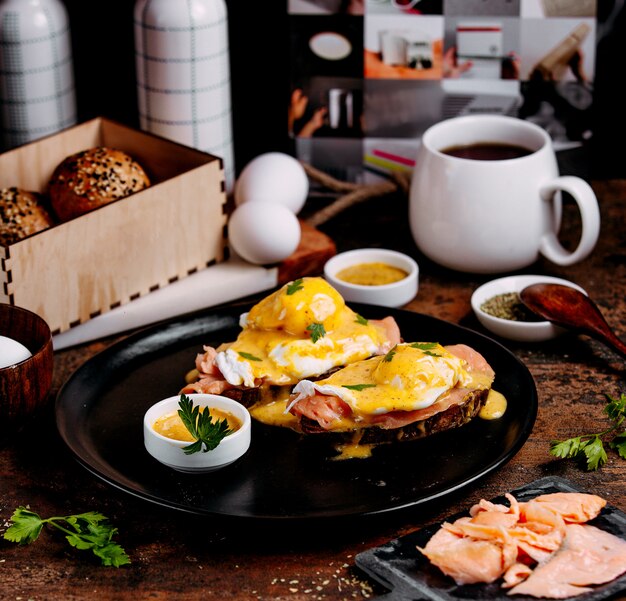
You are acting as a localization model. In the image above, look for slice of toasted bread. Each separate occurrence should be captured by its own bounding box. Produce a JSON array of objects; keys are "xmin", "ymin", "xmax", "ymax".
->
[{"xmin": 222, "ymin": 380, "xmax": 489, "ymax": 445}]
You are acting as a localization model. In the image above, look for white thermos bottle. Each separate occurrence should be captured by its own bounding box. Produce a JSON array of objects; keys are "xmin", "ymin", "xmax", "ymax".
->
[
  {"xmin": 134, "ymin": 0, "xmax": 235, "ymax": 191},
  {"xmin": 0, "ymin": 0, "xmax": 76, "ymax": 150}
]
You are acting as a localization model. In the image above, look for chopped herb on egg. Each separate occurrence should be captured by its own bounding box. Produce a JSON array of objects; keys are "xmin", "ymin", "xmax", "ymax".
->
[
  {"xmin": 306, "ymin": 322, "xmax": 326, "ymax": 343},
  {"xmin": 286, "ymin": 279, "xmax": 304, "ymax": 295},
  {"xmin": 355, "ymin": 314, "xmax": 369, "ymax": 325},
  {"xmin": 410, "ymin": 342, "xmax": 441, "ymax": 356},
  {"xmin": 383, "ymin": 345, "xmax": 397, "ymax": 362},
  {"xmin": 238, "ymin": 351, "xmax": 262, "ymax": 362},
  {"xmin": 342, "ymin": 384, "xmax": 377, "ymax": 391}
]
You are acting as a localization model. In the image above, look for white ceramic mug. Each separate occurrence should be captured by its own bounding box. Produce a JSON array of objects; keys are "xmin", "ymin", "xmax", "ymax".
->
[{"xmin": 409, "ymin": 115, "xmax": 600, "ymax": 274}]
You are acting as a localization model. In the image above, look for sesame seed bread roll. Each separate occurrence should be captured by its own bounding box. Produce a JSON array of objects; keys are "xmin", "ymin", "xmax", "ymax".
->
[
  {"xmin": 48, "ymin": 147, "xmax": 150, "ymax": 222},
  {"xmin": 0, "ymin": 187, "xmax": 55, "ymax": 245}
]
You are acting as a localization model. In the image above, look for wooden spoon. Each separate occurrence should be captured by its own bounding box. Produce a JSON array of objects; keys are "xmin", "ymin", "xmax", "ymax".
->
[{"xmin": 520, "ymin": 283, "xmax": 626, "ymax": 358}]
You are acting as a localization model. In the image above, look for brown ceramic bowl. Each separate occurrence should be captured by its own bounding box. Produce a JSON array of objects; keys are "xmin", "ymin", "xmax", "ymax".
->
[{"xmin": 0, "ymin": 304, "xmax": 53, "ymax": 427}]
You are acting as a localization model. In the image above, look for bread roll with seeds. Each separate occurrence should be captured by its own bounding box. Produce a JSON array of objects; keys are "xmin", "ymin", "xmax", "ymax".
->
[
  {"xmin": 48, "ymin": 147, "xmax": 150, "ymax": 222},
  {"xmin": 0, "ymin": 187, "xmax": 55, "ymax": 245}
]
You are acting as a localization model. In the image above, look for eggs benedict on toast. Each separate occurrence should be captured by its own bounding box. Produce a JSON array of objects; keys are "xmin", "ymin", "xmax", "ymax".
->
[
  {"xmin": 286, "ymin": 342, "xmax": 495, "ymax": 444},
  {"xmin": 181, "ymin": 277, "xmax": 401, "ymax": 417}
]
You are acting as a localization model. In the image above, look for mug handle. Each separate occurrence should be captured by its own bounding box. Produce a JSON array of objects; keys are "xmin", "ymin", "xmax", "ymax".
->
[{"xmin": 539, "ymin": 175, "xmax": 601, "ymax": 266}]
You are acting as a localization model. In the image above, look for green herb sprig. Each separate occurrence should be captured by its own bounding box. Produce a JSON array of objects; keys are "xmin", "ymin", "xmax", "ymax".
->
[
  {"xmin": 238, "ymin": 351, "xmax": 262, "ymax": 362},
  {"xmin": 550, "ymin": 393, "xmax": 626, "ymax": 471},
  {"xmin": 286, "ymin": 279, "xmax": 304, "ymax": 295},
  {"xmin": 3, "ymin": 507, "xmax": 130, "ymax": 567},
  {"xmin": 306, "ymin": 323, "xmax": 326, "ymax": 343},
  {"xmin": 410, "ymin": 342, "xmax": 441, "ymax": 357},
  {"xmin": 177, "ymin": 394, "xmax": 232, "ymax": 455},
  {"xmin": 342, "ymin": 384, "xmax": 377, "ymax": 391},
  {"xmin": 383, "ymin": 345, "xmax": 397, "ymax": 362}
]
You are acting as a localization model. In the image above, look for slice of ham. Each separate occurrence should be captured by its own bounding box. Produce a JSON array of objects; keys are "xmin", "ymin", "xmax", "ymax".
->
[
  {"xmin": 180, "ymin": 345, "xmax": 236, "ymax": 395},
  {"xmin": 375, "ymin": 316, "xmax": 402, "ymax": 351}
]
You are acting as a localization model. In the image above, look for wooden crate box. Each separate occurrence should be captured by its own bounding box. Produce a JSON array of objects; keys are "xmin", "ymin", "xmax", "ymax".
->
[{"xmin": 0, "ymin": 117, "xmax": 227, "ymax": 335}]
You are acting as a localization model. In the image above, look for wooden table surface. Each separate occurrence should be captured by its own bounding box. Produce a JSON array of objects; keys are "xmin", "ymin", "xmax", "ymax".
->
[{"xmin": 1, "ymin": 178, "xmax": 625, "ymax": 601}]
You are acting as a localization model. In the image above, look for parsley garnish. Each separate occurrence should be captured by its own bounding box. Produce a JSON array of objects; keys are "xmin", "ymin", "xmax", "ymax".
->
[
  {"xmin": 306, "ymin": 322, "xmax": 326, "ymax": 343},
  {"xmin": 177, "ymin": 394, "xmax": 232, "ymax": 455},
  {"xmin": 3, "ymin": 507, "xmax": 130, "ymax": 567},
  {"xmin": 286, "ymin": 279, "xmax": 304, "ymax": 295},
  {"xmin": 238, "ymin": 351, "xmax": 262, "ymax": 362},
  {"xmin": 383, "ymin": 345, "xmax": 397, "ymax": 362},
  {"xmin": 355, "ymin": 314, "xmax": 369, "ymax": 325},
  {"xmin": 410, "ymin": 342, "xmax": 441, "ymax": 356},
  {"xmin": 550, "ymin": 393, "xmax": 626, "ymax": 471},
  {"xmin": 342, "ymin": 384, "xmax": 377, "ymax": 391}
]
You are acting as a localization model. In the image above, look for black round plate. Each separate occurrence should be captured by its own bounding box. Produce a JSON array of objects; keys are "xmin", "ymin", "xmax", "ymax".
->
[{"xmin": 55, "ymin": 303, "xmax": 537, "ymax": 523}]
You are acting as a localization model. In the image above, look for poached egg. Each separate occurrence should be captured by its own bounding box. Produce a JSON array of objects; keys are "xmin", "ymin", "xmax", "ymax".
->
[
  {"xmin": 215, "ymin": 277, "xmax": 394, "ymax": 387},
  {"xmin": 288, "ymin": 342, "xmax": 477, "ymax": 417}
]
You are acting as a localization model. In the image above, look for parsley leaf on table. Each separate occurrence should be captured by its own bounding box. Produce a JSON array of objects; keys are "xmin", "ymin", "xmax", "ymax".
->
[
  {"xmin": 177, "ymin": 393, "xmax": 232, "ymax": 455},
  {"xmin": 550, "ymin": 393, "xmax": 626, "ymax": 471},
  {"xmin": 3, "ymin": 507, "xmax": 130, "ymax": 567}
]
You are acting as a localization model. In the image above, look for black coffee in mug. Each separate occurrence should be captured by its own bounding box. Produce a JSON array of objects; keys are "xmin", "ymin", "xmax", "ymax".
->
[{"xmin": 441, "ymin": 142, "xmax": 534, "ymax": 161}]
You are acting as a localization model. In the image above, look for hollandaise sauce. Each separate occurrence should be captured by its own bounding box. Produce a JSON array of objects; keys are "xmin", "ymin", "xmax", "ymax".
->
[
  {"xmin": 333, "ymin": 431, "xmax": 376, "ymax": 460},
  {"xmin": 336, "ymin": 262, "xmax": 408, "ymax": 286},
  {"xmin": 479, "ymin": 390, "xmax": 508, "ymax": 420},
  {"xmin": 249, "ymin": 399, "xmax": 300, "ymax": 430},
  {"xmin": 153, "ymin": 407, "xmax": 240, "ymax": 442}
]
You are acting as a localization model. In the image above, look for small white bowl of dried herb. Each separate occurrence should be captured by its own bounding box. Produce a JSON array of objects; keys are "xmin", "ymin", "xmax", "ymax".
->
[
  {"xmin": 144, "ymin": 393, "xmax": 251, "ymax": 473},
  {"xmin": 471, "ymin": 275, "xmax": 587, "ymax": 342}
]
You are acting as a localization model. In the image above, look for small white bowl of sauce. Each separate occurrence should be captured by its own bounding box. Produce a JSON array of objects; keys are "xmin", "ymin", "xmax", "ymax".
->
[
  {"xmin": 143, "ymin": 393, "xmax": 251, "ymax": 473},
  {"xmin": 324, "ymin": 248, "xmax": 419, "ymax": 307}
]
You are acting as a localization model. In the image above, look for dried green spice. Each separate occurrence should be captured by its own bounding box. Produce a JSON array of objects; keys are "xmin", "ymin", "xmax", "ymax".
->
[{"xmin": 480, "ymin": 292, "xmax": 542, "ymax": 322}]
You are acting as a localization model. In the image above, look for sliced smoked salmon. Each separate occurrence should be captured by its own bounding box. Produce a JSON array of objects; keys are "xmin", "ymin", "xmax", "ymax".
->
[{"xmin": 418, "ymin": 491, "xmax": 626, "ymax": 598}]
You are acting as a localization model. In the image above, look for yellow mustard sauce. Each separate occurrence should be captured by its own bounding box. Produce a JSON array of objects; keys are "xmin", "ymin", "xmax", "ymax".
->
[
  {"xmin": 336, "ymin": 262, "xmax": 408, "ymax": 286},
  {"xmin": 184, "ymin": 368, "xmax": 199, "ymax": 384},
  {"xmin": 479, "ymin": 390, "xmax": 508, "ymax": 420},
  {"xmin": 249, "ymin": 398, "xmax": 300, "ymax": 430},
  {"xmin": 332, "ymin": 431, "xmax": 376, "ymax": 460},
  {"xmin": 248, "ymin": 385, "xmax": 301, "ymax": 430},
  {"xmin": 153, "ymin": 407, "xmax": 241, "ymax": 442}
]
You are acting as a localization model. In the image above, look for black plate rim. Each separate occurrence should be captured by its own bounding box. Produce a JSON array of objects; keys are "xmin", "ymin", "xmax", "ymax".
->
[{"xmin": 55, "ymin": 302, "xmax": 538, "ymax": 523}]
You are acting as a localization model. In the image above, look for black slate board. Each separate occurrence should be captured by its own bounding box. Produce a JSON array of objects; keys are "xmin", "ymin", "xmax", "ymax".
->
[{"xmin": 355, "ymin": 476, "xmax": 626, "ymax": 600}]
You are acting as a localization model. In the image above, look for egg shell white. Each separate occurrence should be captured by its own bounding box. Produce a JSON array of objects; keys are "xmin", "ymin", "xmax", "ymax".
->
[
  {"xmin": 234, "ymin": 152, "xmax": 309, "ymax": 214},
  {"xmin": 0, "ymin": 335, "xmax": 32, "ymax": 369},
  {"xmin": 228, "ymin": 202, "xmax": 301, "ymax": 265}
]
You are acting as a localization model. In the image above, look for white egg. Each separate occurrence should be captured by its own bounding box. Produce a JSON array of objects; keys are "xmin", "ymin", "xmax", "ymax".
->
[
  {"xmin": 0, "ymin": 335, "xmax": 32, "ymax": 369},
  {"xmin": 234, "ymin": 152, "xmax": 309, "ymax": 214},
  {"xmin": 228, "ymin": 202, "xmax": 301, "ymax": 265}
]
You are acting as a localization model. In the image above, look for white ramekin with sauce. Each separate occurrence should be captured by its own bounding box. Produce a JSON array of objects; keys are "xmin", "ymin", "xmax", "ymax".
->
[
  {"xmin": 324, "ymin": 248, "xmax": 419, "ymax": 308},
  {"xmin": 144, "ymin": 393, "xmax": 251, "ymax": 473}
]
